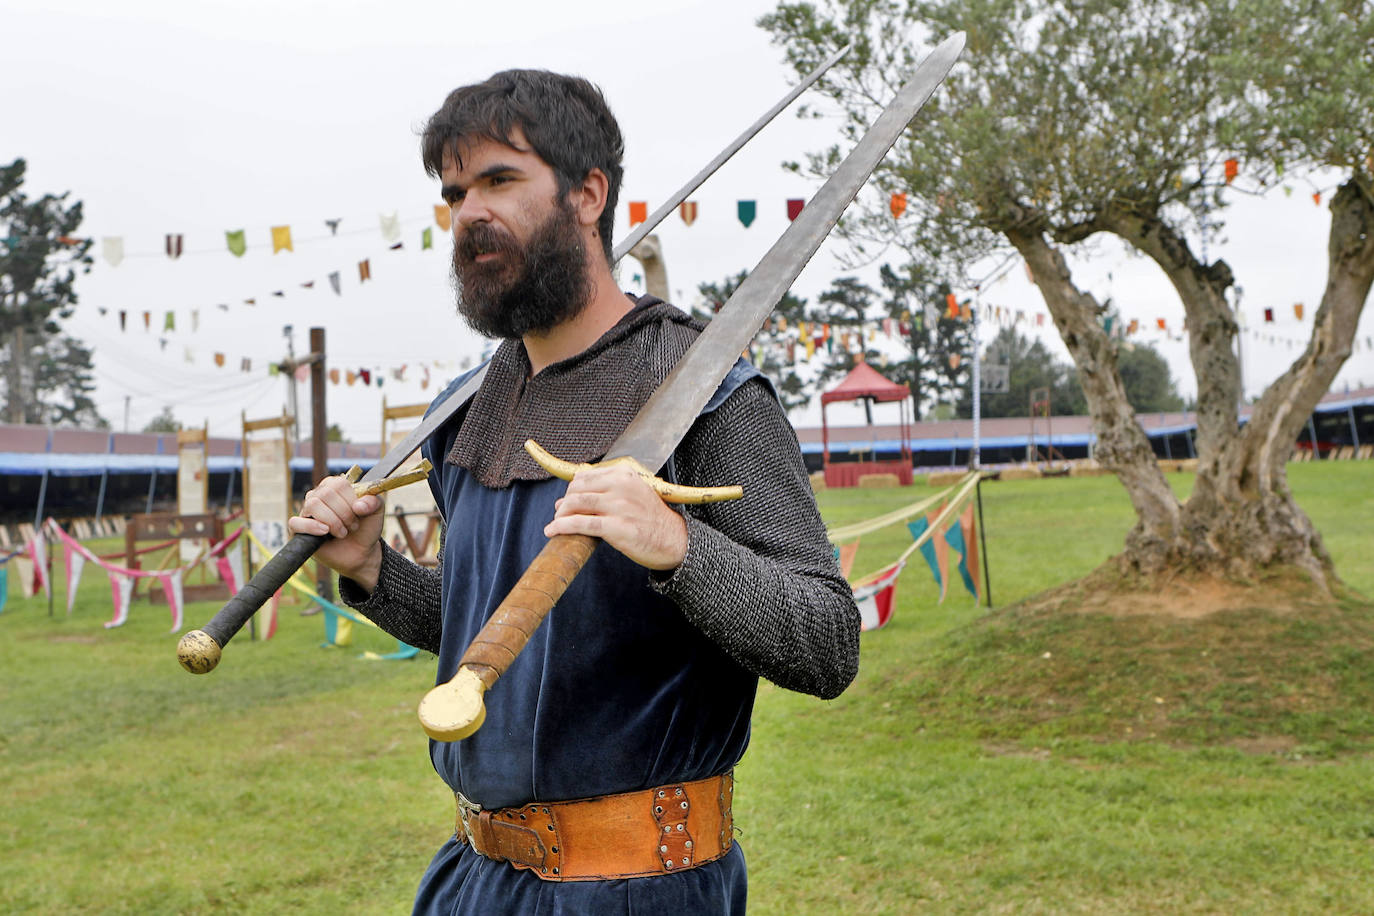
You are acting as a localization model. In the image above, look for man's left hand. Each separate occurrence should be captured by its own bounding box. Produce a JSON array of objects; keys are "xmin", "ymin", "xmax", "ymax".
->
[{"xmin": 543, "ymin": 464, "xmax": 687, "ymax": 571}]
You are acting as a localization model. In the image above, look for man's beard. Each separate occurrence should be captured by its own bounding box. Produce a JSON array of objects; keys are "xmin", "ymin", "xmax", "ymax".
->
[{"xmin": 451, "ymin": 196, "xmax": 593, "ymax": 339}]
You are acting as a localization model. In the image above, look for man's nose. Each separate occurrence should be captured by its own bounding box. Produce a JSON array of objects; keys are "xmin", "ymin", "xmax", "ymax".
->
[{"xmin": 454, "ymin": 191, "xmax": 491, "ymax": 228}]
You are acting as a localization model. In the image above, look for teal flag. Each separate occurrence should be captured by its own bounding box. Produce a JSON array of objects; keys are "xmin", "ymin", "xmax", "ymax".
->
[
  {"xmin": 737, "ymin": 200, "xmax": 756, "ymax": 228},
  {"xmin": 225, "ymin": 229, "xmax": 246, "ymax": 257},
  {"xmin": 943, "ymin": 521, "xmax": 978, "ymax": 599},
  {"xmin": 907, "ymin": 519, "xmax": 942, "ymax": 592},
  {"xmin": 0, "ymin": 565, "xmax": 7, "ymax": 614}
]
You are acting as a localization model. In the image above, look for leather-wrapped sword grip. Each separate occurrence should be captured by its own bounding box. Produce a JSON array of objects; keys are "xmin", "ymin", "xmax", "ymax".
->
[
  {"xmin": 177, "ymin": 531, "xmax": 328, "ymax": 673},
  {"xmin": 457, "ymin": 533, "xmax": 598, "ymax": 689}
]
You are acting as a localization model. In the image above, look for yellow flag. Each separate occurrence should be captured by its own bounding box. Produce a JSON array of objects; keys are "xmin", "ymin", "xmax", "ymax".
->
[
  {"xmin": 805, "ymin": 337, "xmax": 815, "ymax": 359},
  {"xmin": 271, "ymin": 225, "xmax": 293, "ymax": 253},
  {"xmin": 434, "ymin": 205, "xmax": 451, "ymax": 231}
]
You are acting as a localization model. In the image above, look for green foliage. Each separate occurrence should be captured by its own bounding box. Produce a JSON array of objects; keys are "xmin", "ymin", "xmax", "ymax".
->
[
  {"xmin": 958, "ymin": 325, "xmax": 1087, "ymax": 417},
  {"xmin": 141, "ymin": 406, "xmax": 181, "ymax": 434},
  {"xmin": 1112, "ymin": 339, "xmax": 1186, "ymax": 413},
  {"xmin": 1, "ymin": 157, "xmax": 100, "ymax": 426}
]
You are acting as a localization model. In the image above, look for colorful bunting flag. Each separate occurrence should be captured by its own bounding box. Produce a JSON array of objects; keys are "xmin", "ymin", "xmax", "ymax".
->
[
  {"xmin": 142, "ymin": 311, "xmax": 150, "ymax": 331},
  {"xmin": 737, "ymin": 200, "xmax": 756, "ymax": 228},
  {"xmin": 163, "ymin": 311, "xmax": 175, "ymax": 331},
  {"xmin": 358, "ymin": 259, "xmax": 371, "ymax": 282},
  {"xmin": 379, "ymin": 212, "xmax": 401, "ymax": 243},
  {"xmin": 1224, "ymin": 158, "xmax": 1238, "ymax": 184},
  {"xmin": 853, "ymin": 562, "xmax": 903, "ymax": 631},
  {"xmin": 679, "ymin": 201, "xmax": 698, "ymax": 226},
  {"xmin": 422, "ymin": 226, "xmax": 433, "ymax": 250},
  {"xmin": 1264, "ymin": 308, "xmax": 1274, "ymax": 323},
  {"xmin": 944, "ymin": 517, "xmax": 978, "ymax": 600},
  {"xmin": 958, "ymin": 501, "xmax": 981, "ymax": 603},
  {"xmin": 165, "ymin": 234, "xmax": 183, "ymax": 259},
  {"xmin": 214, "ymin": 352, "xmax": 225, "ymax": 367},
  {"xmin": 629, "ymin": 201, "xmax": 648, "ymax": 225},
  {"xmin": 328, "ymin": 271, "xmax": 341, "ymax": 295},
  {"xmin": 907, "ymin": 517, "xmax": 946, "ymax": 602},
  {"xmin": 102, "ymin": 237, "xmax": 124, "ymax": 267},
  {"xmin": 945, "ymin": 293, "xmax": 958, "ymax": 319},
  {"xmin": 434, "ymin": 205, "xmax": 451, "ymax": 231},
  {"xmin": 1293, "ymin": 303, "xmax": 1304, "ymax": 321},
  {"xmin": 787, "ymin": 199, "xmax": 804, "ymax": 221},
  {"xmin": 890, "ymin": 192, "xmax": 907, "ymax": 219},
  {"xmin": 271, "ymin": 225, "xmax": 293, "ymax": 253},
  {"xmin": 119, "ymin": 310, "xmax": 127, "ymax": 331},
  {"xmin": 226, "ymin": 230, "xmax": 246, "ymax": 257},
  {"xmin": 325, "ymin": 218, "xmax": 342, "ymax": 235}
]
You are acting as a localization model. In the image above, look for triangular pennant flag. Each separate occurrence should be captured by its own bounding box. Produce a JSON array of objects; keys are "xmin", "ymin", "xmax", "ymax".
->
[
  {"xmin": 1294, "ymin": 303, "xmax": 1304, "ymax": 321},
  {"xmin": 241, "ymin": 357, "xmax": 252, "ymax": 372},
  {"xmin": 142, "ymin": 311, "xmax": 151, "ymax": 331},
  {"xmin": 271, "ymin": 225, "xmax": 293, "ymax": 253},
  {"xmin": 328, "ymin": 367, "xmax": 340, "ymax": 385},
  {"xmin": 853, "ymin": 562, "xmax": 903, "ymax": 631},
  {"xmin": 890, "ymin": 192, "xmax": 908, "ymax": 219},
  {"xmin": 325, "ymin": 218, "xmax": 342, "ymax": 235},
  {"xmin": 390, "ymin": 241, "xmax": 403, "ymax": 250},
  {"xmin": 944, "ymin": 517, "xmax": 978, "ymax": 600},
  {"xmin": 433, "ymin": 205, "xmax": 451, "ymax": 231},
  {"xmin": 737, "ymin": 200, "xmax": 756, "ymax": 228},
  {"xmin": 159, "ymin": 570, "xmax": 185, "ymax": 633},
  {"xmin": 1224, "ymin": 158, "xmax": 1239, "ymax": 184},
  {"xmin": 907, "ymin": 518, "xmax": 946, "ymax": 602},
  {"xmin": 64, "ymin": 541, "xmax": 86, "ymax": 615},
  {"xmin": 191, "ymin": 309, "xmax": 199, "ymax": 332},
  {"xmin": 946, "ymin": 292, "xmax": 959, "ymax": 318},
  {"xmin": 928, "ymin": 510, "xmax": 950, "ymax": 603},
  {"xmin": 836, "ymin": 540, "xmax": 861, "ymax": 579},
  {"xmin": 379, "ymin": 211, "xmax": 401, "ymax": 243},
  {"xmin": 679, "ymin": 201, "xmax": 698, "ymax": 226},
  {"xmin": 119, "ymin": 310, "xmax": 127, "ymax": 331},
  {"xmin": 346, "ymin": 370, "xmax": 357, "ymax": 386},
  {"xmin": 164, "ymin": 311, "xmax": 175, "ymax": 331},
  {"xmin": 214, "ymin": 352, "xmax": 225, "ymax": 367},
  {"xmin": 106, "ymin": 572, "xmax": 135, "ymax": 629},
  {"xmin": 422, "ymin": 226, "xmax": 433, "ymax": 250},
  {"xmin": 300, "ymin": 281, "xmax": 314, "ymax": 289},
  {"xmin": 102, "ymin": 236, "xmax": 124, "ymax": 267},
  {"xmin": 225, "ymin": 229, "xmax": 246, "ymax": 257},
  {"xmin": 1264, "ymin": 308, "xmax": 1274, "ymax": 323},
  {"xmin": 328, "ymin": 271, "xmax": 341, "ymax": 295},
  {"xmin": 165, "ymin": 233, "xmax": 184, "ymax": 259},
  {"xmin": 787, "ymin": 199, "xmax": 804, "ymax": 221},
  {"xmin": 628, "ymin": 201, "xmax": 648, "ymax": 225},
  {"xmin": 358, "ymin": 260, "xmax": 371, "ymax": 282},
  {"xmin": 959, "ymin": 501, "xmax": 981, "ymax": 603}
]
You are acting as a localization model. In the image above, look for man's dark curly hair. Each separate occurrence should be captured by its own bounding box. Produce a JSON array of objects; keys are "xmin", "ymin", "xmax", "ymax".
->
[{"xmin": 421, "ymin": 69, "xmax": 624, "ymax": 262}]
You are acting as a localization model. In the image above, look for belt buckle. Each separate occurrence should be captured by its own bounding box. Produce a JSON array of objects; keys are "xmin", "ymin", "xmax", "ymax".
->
[{"xmin": 456, "ymin": 791, "xmax": 482, "ymax": 846}]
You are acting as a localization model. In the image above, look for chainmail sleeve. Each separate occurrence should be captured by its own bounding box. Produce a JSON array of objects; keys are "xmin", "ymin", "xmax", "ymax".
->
[
  {"xmin": 337, "ymin": 538, "xmax": 444, "ymax": 655},
  {"xmin": 652, "ymin": 376, "xmax": 861, "ymax": 699}
]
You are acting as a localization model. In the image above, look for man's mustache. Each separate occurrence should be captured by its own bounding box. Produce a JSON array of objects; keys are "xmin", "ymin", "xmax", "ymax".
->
[{"xmin": 456, "ymin": 223, "xmax": 519, "ymax": 263}]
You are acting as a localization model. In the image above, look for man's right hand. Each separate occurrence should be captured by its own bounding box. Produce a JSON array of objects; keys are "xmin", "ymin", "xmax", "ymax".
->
[{"xmin": 288, "ymin": 475, "xmax": 386, "ymax": 593}]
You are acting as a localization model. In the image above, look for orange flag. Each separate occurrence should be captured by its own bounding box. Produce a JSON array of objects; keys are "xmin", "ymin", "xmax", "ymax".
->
[
  {"xmin": 358, "ymin": 259, "xmax": 371, "ymax": 282},
  {"xmin": 1313, "ymin": 192, "xmax": 1322, "ymax": 206},
  {"xmin": 959, "ymin": 500, "xmax": 981, "ymax": 603},
  {"xmin": 1224, "ymin": 158, "xmax": 1238, "ymax": 184},
  {"xmin": 679, "ymin": 201, "xmax": 698, "ymax": 226},
  {"xmin": 629, "ymin": 201, "xmax": 648, "ymax": 225},
  {"xmin": 837, "ymin": 540, "xmax": 860, "ymax": 579},
  {"xmin": 214, "ymin": 353, "xmax": 225, "ymax": 367},
  {"xmin": 1294, "ymin": 303, "xmax": 1304, "ymax": 320},
  {"xmin": 434, "ymin": 204, "xmax": 451, "ymax": 231},
  {"xmin": 889, "ymin": 192, "xmax": 908, "ymax": 219},
  {"xmin": 271, "ymin": 225, "xmax": 293, "ymax": 253}
]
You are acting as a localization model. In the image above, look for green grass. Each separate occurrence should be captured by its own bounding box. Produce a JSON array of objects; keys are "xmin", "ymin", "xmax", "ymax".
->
[{"xmin": 2, "ymin": 461, "xmax": 1372, "ymax": 913}]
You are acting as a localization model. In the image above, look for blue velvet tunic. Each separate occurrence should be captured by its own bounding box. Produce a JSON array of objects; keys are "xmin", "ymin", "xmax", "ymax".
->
[{"xmin": 412, "ymin": 363, "xmax": 759, "ymax": 915}]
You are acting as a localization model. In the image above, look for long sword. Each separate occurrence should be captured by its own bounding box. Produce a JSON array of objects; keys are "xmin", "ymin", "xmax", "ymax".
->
[
  {"xmin": 418, "ymin": 32, "xmax": 966, "ymax": 740},
  {"xmin": 177, "ymin": 46, "xmax": 852, "ymax": 674}
]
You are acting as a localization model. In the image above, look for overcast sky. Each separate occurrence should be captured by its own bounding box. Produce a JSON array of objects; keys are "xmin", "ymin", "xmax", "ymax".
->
[{"xmin": 7, "ymin": 0, "xmax": 1371, "ymax": 442}]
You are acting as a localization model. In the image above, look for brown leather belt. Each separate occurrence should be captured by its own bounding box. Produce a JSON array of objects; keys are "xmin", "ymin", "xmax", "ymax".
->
[{"xmin": 454, "ymin": 772, "xmax": 734, "ymax": 881}]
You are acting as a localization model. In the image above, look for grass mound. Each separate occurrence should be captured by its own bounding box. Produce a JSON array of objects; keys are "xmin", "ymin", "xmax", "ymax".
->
[{"xmin": 889, "ymin": 568, "xmax": 1374, "ymax": 753}]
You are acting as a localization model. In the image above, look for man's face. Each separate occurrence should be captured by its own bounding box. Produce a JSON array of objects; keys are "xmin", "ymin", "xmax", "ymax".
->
[{"xmin": 441, "ymin": 130, "xmax": 592, "ymax": 339}]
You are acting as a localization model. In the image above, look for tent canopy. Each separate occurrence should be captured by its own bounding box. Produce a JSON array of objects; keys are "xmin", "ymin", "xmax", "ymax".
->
[{"xmin": 820, "ymin": 361, "xmax": 910, "ymax": 405}]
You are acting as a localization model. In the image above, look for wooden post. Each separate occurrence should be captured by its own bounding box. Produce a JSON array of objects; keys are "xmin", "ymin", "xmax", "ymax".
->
[{"xmin": 309, "ymin": 327, "xmax": 333, "ymax": 604}]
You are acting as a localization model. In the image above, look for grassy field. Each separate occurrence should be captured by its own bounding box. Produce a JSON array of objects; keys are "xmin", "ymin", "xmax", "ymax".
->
[{"xmin": 1, "ymin": 462, "xmax": 1371, "ymax": 913}]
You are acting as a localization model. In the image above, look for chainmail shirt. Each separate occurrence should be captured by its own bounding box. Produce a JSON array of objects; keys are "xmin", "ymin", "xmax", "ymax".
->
[{"xmin": 341, "ymin": 295, "xmax": 859, "ymax": 699}]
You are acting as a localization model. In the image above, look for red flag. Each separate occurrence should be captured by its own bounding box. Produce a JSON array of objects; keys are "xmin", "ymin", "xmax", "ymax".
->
[
  {"xmin": 853, "ymin": 562, "xmax": 903, "ymax": 631},
  {"xmin": 629, "ymin": 201, "xmax": 648, "ymax": 225},
  {"xmin": 889, "ymin": 192, "xmax": 908, "ymax": 219},
  {"xmin": 786, "ymin": 199, "xmax": 804, "ymax": 221},
  {"xmin": 1157, "ymin": 318, "xmax": 1167, "ymax": 331},
  {"xmin": 1264, "ymin": 308, "xmax": 1274, "ymax": 323}
]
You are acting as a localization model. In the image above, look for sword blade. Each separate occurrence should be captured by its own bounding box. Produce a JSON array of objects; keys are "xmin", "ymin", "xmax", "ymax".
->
[{"xmin": 607, "ymin": 32, "xmax": 965, "ymax": 468}]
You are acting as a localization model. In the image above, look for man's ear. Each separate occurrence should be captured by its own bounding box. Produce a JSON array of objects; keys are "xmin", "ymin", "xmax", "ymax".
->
[{"xmin": 570, "ymin": 168, "xmax": 609, "ymax": 229}]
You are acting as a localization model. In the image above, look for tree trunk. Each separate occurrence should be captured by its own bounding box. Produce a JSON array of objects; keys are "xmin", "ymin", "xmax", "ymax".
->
[
  {"xmin": 1004, "ymin": 223, "xmax": 1183, "ymax": 569},
  {"xmin": 5, "ymin": 325, "xmax": 26, "ymax": 424},
  {"xmin": 1063, "ymin": 176, "xmax": 1374, "ymax": 592},
  {"xmin": 628, "ymin": 235, "xmax": 670, "ymax": 303}
]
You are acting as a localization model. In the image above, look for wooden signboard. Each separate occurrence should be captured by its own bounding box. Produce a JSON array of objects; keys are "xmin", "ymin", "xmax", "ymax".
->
[
  {"xmin": 176, "ymin": 425, "xmax": 210, "ymax": 565},
  {"xmin": 242, "ymin": 409, "xmax": 294, "ymax": 638},
  {"xmin": 381, "ymin": 397, "xmax": 440, "ymax": 566}
]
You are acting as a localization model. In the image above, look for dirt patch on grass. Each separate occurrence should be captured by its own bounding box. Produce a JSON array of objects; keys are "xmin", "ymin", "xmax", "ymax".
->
[{"xmin": 1022, "ymin": 565, "xmax": 1330, "ymax": 620}]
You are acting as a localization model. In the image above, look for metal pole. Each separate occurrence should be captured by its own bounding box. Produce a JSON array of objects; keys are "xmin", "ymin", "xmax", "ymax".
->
[
  {"xmin": 34, "ymin": 427, "xmax": 51, "ymax": 532},
  {"xmin": 1349, "ymin": 405, "xmax": 1360, "ymax": 451},
  {"xmin": 1308, "ymin": 416, "xmax": 1320, "ymax": 459},
  {"xmin": 145, "ymin": 468, "xmax": 157, "ymax": 514},
  {"xmin": 971, "ymin": 286, "xmax": 982, "ymax": 469},
  {"xmin": 94, "ymin": 432, "xmax": 112, "ymax": 525},
  {"xmin": 224, "ymin": 468, "xmax": 236, "ymax": 512},
  {"xmin": 976, "ymin": 475, "xmax": 992, "ymax": 609}
]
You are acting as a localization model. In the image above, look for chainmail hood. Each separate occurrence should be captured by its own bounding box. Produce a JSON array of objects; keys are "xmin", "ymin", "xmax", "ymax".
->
[{"xmin": 449, "ymin": 294, "xmax": 704, "ymax": 488}]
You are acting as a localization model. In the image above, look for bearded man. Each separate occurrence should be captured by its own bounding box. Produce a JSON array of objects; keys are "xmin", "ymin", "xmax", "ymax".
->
[{"xmin": 290, "ymin": 69, "xmax": 860, "ymax": 915}]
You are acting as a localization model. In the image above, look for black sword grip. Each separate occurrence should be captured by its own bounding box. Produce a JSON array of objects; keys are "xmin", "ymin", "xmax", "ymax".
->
[{"xmin": 201, "ymin": 531, "xmax": 328, "ymax": 647}]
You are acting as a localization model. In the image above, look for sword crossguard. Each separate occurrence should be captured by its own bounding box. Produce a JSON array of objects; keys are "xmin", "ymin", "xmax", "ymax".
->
[{"xmin": 524, "ymin": 439, "xmax": 743, "ymax": 505}]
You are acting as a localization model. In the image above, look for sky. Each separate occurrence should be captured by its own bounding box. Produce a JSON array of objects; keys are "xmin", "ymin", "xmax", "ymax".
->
[{"xmin": 6, "ymin": 0, "xmax": 1372, "ymax": 443}]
